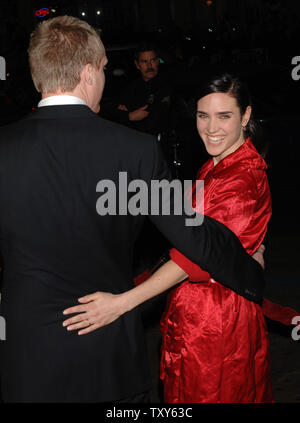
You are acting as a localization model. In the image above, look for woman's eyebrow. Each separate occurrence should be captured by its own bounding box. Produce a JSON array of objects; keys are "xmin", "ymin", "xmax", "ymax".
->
[{"xmin": 196, "ymin": 111, "xmax": 233, "ymax": 115}]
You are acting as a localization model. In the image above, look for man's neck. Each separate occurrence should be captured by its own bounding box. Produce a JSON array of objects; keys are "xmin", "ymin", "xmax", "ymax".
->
[
  {"xmin": 38, "ymin": 93, "xmax": 87, "ymax": 108},
  {"xmin": 142, "ymin": 74, "xmax": 158, "ymax": 83},
  {"xmin": 42, "ymin": 91, "xmax": 83, "ymax": 101}
]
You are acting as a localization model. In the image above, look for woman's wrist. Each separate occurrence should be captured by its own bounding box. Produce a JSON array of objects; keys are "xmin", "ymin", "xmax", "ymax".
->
[
  {"xmin": 117, "ymin": 290, "xmax": 137, "ymax": 314},
  {"xmin": 119, "ymin": 284, "xmax": 150, "ymax": 314},
  {"xmin": 117, "ymin": 261, "xmax": 189, "ymax": 316}
]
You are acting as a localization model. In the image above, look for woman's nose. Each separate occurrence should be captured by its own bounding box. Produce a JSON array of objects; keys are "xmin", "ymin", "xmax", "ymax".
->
[{"xmin": 207, "ymin": 118, "xmax": 219, "ymax": 133}]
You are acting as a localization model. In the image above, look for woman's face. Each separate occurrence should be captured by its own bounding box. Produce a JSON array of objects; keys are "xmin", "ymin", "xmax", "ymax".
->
[{"xmin": 196, "ymin": 92, "xmax": 251, "ymax": 165}]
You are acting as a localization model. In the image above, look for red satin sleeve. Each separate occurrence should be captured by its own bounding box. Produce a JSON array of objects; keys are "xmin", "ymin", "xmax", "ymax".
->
[
  {"xmin": 170, "ymin": 170, "xmax": 271, "ymax": 281},
  {"xmin": 169, "ymin": 248, "xmax": 210, "ymax": 282}
]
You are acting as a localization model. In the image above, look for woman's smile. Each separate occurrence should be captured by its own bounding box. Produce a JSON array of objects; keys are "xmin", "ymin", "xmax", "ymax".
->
[{"xmin": 206, "ymin": 135, "xmax": 226, "ymax": 144}]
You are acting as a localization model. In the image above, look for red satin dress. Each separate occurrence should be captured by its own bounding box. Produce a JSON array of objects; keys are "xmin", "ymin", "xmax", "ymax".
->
[{"xmin": 160, "ymin": 138, "xmax": 274, "ymax": 403}]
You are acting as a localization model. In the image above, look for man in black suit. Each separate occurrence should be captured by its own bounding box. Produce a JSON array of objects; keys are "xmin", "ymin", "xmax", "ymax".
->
[{"xmin": 0, "ymin": 16, "xmax": 264, "ymax": 402}]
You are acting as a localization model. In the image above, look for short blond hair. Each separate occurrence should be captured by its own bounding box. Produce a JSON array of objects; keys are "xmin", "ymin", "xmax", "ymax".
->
[{"xmin": 28, "ymin": 15, "xmax": 105, "ymax": 93}]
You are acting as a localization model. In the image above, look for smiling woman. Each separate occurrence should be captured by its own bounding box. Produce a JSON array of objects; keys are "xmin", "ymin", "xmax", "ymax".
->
[
  {"xmin": 195, "ymin": 72, "xmax": 264, "ymax": 161},
  {"xmin": 196, "ymin": 91, "xmax": 251, "ymax": 165},
  {"xmin": 159, "ymin": 73, "xmax": 273, "ymax": 402}
]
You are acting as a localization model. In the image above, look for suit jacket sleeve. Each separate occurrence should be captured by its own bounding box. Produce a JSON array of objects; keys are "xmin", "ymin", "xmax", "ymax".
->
[{"xmin": 146, "ymin": 140, "xmax": 265, "ymax": 303}]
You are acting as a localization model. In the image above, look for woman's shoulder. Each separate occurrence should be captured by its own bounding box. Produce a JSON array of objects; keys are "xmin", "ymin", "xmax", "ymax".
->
[
  {"xmin": 204, "ymin": 162, "xmax": 269, "ymax": 203},
  {"xmin": 195, "ymin": 139, "xmax": 270, "ymax": 199},
  {"xmin": 210, "ymin": 140, "xmax": 267, "ymax": 182},
  {"xmin": 229, "ymin": 138, "xmax": 267, "ymax": 176}
]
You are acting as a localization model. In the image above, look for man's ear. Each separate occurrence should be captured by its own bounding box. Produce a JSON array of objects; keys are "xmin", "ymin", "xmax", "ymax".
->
[
  {"xmin": 134, "ymin": 60, "xmax": 140, "ymax": 70},
  {"xmin": 81, "ymin": 63, "xmax": 93, "ymax": 86}
]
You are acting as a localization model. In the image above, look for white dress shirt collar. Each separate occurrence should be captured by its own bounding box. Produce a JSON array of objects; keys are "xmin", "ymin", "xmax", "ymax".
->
[{"xmin": 38, "ymin": 95, "xmax": 87, "ymax": 108}]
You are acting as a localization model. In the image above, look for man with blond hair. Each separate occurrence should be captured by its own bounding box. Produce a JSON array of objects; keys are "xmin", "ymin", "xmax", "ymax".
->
[{"xmin": 0, "ymin": 16, "xmax": 265, "ymax": 402}]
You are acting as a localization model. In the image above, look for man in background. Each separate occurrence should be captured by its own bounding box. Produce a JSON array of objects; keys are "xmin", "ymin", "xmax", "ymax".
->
[
  {"xmin": 118, "ymin": 44, "xmax": 178, "ymax": 273},
  {"xmin": 118, "ymin": 43, "xmax": 173, "ymax": 137}
]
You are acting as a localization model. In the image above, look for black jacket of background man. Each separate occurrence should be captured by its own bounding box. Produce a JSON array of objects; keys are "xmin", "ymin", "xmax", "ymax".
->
[
  {"xmin": 118, "ymin": 73, "xmax": 173, "ymax": 136},
  {"xmin": 0, "ymin": 105, "xmax": 264, "ymax": 402}
]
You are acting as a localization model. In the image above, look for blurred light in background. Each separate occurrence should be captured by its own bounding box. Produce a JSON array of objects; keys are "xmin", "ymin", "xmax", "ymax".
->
[{"xmin": 35, "ymin": 8, "xmax": 50, "ymax": 18}]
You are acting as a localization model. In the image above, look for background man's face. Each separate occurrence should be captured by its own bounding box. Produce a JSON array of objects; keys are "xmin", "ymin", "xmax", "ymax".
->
[{"xmin": 135, "ymin": 50, "xmax": 159, "ymax": 81}]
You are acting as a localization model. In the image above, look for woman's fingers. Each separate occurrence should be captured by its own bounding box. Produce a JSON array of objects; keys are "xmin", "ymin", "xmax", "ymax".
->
[
  {"xmin": 252, "ymin": 244, "xmax": 265, "ymax": 270},
  {"xmin": 78, "ymin": 292, "xmax": 100, "ymax": 303},
  {"xmin": 63, "ymin": 304, "xmax": 87, "ymax": 315},
  {"xmin": 65, "ymin": 318, "xmax": 92, "ymax": 332},
  {"xmin": 62, "ymin": 312, "xmax": 88, "ymax": 328},
  {"xmin": 63, "ymin": 293, "xmax": 102, "ymax": 316},
  {"xmin": 78, "ymin": 323, "xmax": 101, "ymax": 336}
]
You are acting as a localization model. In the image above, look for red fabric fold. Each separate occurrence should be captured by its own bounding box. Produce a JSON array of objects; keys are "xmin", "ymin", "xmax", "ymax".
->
[
  {"xmin": 262, "ymin": 298, "xmax": 300, "ymax": 326},
  {"xmin": 133, "ymin": 269, "xmax": 152, "ymax": 286},
  {"xmin": 169, "ymin": 248, "xmax": 210, "ymax": 282}
]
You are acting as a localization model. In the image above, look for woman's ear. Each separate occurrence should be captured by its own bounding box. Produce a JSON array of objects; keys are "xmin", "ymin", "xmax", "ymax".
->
[{"xmin": 242, "ymin": 105, "xmax": 252, "ymax": 127}]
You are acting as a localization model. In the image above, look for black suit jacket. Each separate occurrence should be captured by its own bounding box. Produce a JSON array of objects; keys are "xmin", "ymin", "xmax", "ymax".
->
[{"xmin": 0, "ymin": 105, "xmax": 264, "ymax": 402}]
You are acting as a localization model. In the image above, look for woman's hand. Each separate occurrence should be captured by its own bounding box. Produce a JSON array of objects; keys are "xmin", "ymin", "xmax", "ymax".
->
[
  {"xmin": 62, "ymin": 260, "xmax": 188, "ymax": 335},
  {"xmin": 62, "ymin": 292, "xmax": 127, "ymax": 335},
  {"xmin": 252, "ymin": 244, "xmax": 266, "ymax": 270}
]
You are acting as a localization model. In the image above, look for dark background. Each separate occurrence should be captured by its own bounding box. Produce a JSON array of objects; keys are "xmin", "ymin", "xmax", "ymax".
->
[{"xmin": 0, "ymin": 0, "xmax": 299, "ymax": 403}]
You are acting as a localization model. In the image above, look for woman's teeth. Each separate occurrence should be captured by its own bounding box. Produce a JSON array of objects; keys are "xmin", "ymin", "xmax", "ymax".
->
[{"xmin": 208, "ymin": 136, "xmax": 225, "ymax": 144}]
